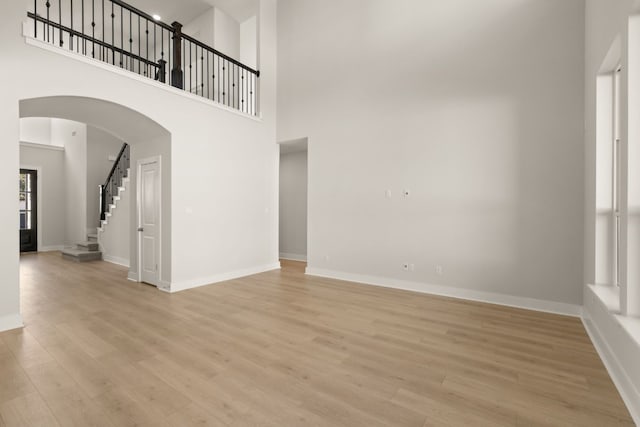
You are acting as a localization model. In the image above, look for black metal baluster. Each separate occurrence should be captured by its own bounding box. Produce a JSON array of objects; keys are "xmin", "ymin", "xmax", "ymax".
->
[
  {"xmin": 217, "ymin": 55, "xmax": 220, "ymax": 102},
  {"xmin": 128, "ymin": 10, "xmax": 132, "ymax": 71},
  {"xmin": 91, "ymin": 0, "xmax": 95, "ymax": 58},
  {"xmin": 81, "ymin": 0, "xmax": 84, "ymax": 53},
  {"xmin": 111, "ymin": 1, "xmax": 114, "ymax": 64},
  {"xmin": 207, "ymin": 51, "xmax": 210, "ymax": 100},
  {"xmin": 153, "ymin": 23, "xmax": 156, "ymax": 63},
  {"xmin": 120, "ymin": 5, "xmax": 123, "ymax": 67},
  {"xmin": 182, "ymin": 38, "xmax": 185, "ymax": 89},
  {"xmin": 161, "ymin": 26, "xmax": 164, "ymax": 75},
  {"xmin": 70, "ymin": 0, "xmax": 73, "ymax": 51},
  {"xmin": 58, "ymin": 0, "xmax": 62, "ymax": 47},
  {"xmin": 137, "ymin": 15, "xmax": 140, "ymax": 74},
  {"xmin": 211, "ymin": 52, "xmax": 220, "ymax": 101},
  {"xmin": 201, "ymin": 48, "xmax": 204, "ymax": 96},
  {"xmin": 189, "ymin": 41, "xmax": 192, "ymax": 93},
  {"xmin": 34, "ymin": 0, "xmax": 37, "ymax": 38},
  {"xmin": 222, "ymin": 59, "xmax": 226, "ymax": 105},
  {"xmin": 46, "ymin": 0, "xmax": 50, "ymax": 42},
  {"xmin": 100, "ymin": 0, "xmax": 103, "ymax": 60},
  {"xmin": 145, "ymin": 19, "xmax": 148, "ymax": 77},
  {"xmin": 241, "ymin": 70, "xmax": 245, "ymax": 113}
]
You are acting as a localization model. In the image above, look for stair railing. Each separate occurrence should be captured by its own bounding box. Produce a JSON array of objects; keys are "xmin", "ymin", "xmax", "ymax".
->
[
  {"xmin": 100, "ymin": 142, "xmax": 129, "ymax": 221},
  {"xmin": 27, "ymin": 0, "xmax": 260, "ymax": 116}
]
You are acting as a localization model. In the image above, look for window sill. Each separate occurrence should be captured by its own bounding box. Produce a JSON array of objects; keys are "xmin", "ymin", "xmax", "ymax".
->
[
  {"xmin": 587, "ymin": 284, "xmax": 640, "ymax": 350},
  {"xmin": 588, "ymin": 284, "xmax": 622, "ymax": 313}
]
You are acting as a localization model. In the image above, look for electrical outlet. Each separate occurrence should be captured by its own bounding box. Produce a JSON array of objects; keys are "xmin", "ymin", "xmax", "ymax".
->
[{"xmin": 435, "ymin": 265, "xmax": 443, "ymax": 276}]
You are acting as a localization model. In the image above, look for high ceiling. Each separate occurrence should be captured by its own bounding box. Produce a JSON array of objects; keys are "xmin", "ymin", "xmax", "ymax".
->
[{"xmin": 127, "ymin": 0, "xmax": 258, "ymax": 26}]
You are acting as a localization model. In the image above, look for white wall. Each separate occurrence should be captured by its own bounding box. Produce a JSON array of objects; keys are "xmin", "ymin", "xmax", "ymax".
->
[
  {"xmin": 54, "ymin": 119, "xmax": 88, "ymax": 245},
  {"xmin": 279, "ymin": 149, "xmax": 307, "ymax": 260},
  {"xmin": 240, "ymin": 16, "xmax": 257, "ymax": 70},
  {"xmin": 277, "ymin": 0, "xmax": 585, "ymax": 308},
  {"xmin": 183, "ymin": 7, "xmax": 215, "ymax": 47},
  {"xmin": 19, "ymin": 143, "xmax": 65, "ymax": 250},
  {"xmin": 214, "ymin": 7, "xmax": 240, "ymax": 60},
  {"xmin": 20, "ymin": 117, "xmax": 53, "ymax": 145},
  {"xmin": 86, "ymin": 126, "xmax": 124, "ymax": 231}
]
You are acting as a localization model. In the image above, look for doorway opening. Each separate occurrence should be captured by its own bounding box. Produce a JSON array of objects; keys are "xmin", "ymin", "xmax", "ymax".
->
[
  {"xmin": 278, "ymin": 138, "xmax": 308, "ymax": 267},
  {"xmin": 19, "ymin": 169, "xmax": 38, "ymax": 253},
  {"xmin": 19, "ymin": 96, "xmax": 171, "ymax": 291},
  {"xmin": 137, "ymin": 156, "xmax": 162, "ymax": 287}
]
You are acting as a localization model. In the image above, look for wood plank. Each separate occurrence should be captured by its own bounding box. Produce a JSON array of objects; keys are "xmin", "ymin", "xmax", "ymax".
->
[
  {"xmin": 10, "ymin": 252, "xmax": 634, "ymax": 426},
  {"xmin": 0, "ymin": 393, "xmax": 60, "ymax": 427}
]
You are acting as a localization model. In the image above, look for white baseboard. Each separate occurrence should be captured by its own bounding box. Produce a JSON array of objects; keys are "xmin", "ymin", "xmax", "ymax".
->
[
  {"xmin": 582, "ymin": 317, "xmax": 640, "ymax": 425},
  {"xmin": 127, "ymin": 271, "xmax": 139, "ymax": 282},
  {"xmin": 279, "ymin": 253, "xmax": 308, "ymax": 262},
  {"xmin": 39, "ymin": 245, "xmax": 65, "ymax": 252},
  {"xmin": 305, "ymin": 268, "xmax": 582, "ymax": 317},
  {"xmin": 582, "ymin": 287, "xmax": 640, "ymax": 425},
  {"xmin": 158, "ymin": 280, "xmax": 171, "ymax": 293},
  {"xmin": 102, "ymin": 255, "xmax": 130, "ymax": 268},
  {"xmin": 170, "ymin": 263, "xmax": 281, "ymax": 293},
  {"xmin": 0, "ymin": 313, "xmax": 24, "ymax": 332}
]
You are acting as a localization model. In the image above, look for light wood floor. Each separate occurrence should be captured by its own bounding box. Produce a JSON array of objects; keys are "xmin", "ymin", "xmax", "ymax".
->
[{"xmin": 0, "ymin": 253, "xmax": 634, "ymax": 426}]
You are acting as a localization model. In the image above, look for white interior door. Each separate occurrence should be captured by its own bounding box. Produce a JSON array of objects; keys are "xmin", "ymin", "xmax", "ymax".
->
[{"xmin": 139, "ymin": 159, "xmax": 160, "ymax": 286}]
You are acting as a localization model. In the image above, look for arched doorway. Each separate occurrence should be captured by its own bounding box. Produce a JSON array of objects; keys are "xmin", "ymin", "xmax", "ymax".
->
[{"xmin": 19, "ymin": 96, "xmax": 172, "ymax": 290}]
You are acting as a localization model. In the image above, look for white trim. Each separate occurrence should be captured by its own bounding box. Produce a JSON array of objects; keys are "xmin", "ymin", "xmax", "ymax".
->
[
  {"xmin": 279, "ymin": 252, "xmax": 307, "ymax": 262},
  {"xmin": 0, "ymin": 314, "xmax": 24, "ymax": 332},
  {"xmin": 582, "ymin": 315, "xmax": 640, "ymax": 424},
  {"xmin": 23, "ymin": 31, "xmax": 262, "ymax": 123},
  {"xmin": 102, "ymin": 255, "xmax": 130, "ymax": 268},
  {"xmin": 158, "ymin": 280, "xmax": 171, "ymax": 293},
  {"xmin": 19, "ymin": 141, "xmax": 65, "ymax": 151},
  {"xmin": 127, "ymin": 271, "xmax": 139, "ymax": 282},
  {"xmin": 583, "ymin": 284, "xmax": 640, "ymax": 424},
  {"xmin": 170, "ymin": 263, "xmax": 281, "ymax": 293},
  {"xmin": 39, "ymin": 245, "xmax": 65, "ymax": 252},
  {"xmin": 19, "ymin": 165, "xmax": 42, "ymax": 253},
  {"xmin": 305, "ymin": 268, "xmax": 582, "ymax": 317}
]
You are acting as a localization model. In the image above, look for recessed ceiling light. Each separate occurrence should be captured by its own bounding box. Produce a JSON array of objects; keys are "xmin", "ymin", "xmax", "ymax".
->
[{"xmin": 152, "ymin": 14, "xmax": 162, "ymax": 21}]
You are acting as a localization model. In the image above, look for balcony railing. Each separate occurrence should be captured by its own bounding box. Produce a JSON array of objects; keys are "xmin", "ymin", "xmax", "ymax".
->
[{"xmin": 27, "ymin": 0, "xmax": 260, "ymax": 116}]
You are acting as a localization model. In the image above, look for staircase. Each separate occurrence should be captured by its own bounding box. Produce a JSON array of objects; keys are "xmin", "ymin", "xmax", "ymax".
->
[
  {"xmin": 61, "ymin": 234, "xmax": 102, "ymax": 262},
  {"xmin": 99, "ymin": 169, "xmax": 129, "ymax": 231},
  {"xmin": 61, "ymin": 142, "xmax": 129, "ymax": 263}
]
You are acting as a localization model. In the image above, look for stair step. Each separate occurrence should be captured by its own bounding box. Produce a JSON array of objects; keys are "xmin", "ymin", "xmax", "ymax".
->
[
  {"xmin": 87, "ymin": 233, "xmax": 98, "ymax": 242},
  {"xmin": 76, "ymin": 241, "xmax": 99, "ymax": 251},
  {"xmin": 61, "ymin": 248, "xmax": 102, "ymax": 262}
]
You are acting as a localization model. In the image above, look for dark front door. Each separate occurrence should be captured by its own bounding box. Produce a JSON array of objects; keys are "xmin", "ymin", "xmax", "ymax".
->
[{"xmin": 19, "ymin": 169, "xmax": 37, "ymax": 253}]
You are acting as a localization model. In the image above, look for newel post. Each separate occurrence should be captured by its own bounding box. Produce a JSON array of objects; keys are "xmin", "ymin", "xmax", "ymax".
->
[{"xmin": 171, "ymin": 21, "xmax": 184, "ymax": 89}]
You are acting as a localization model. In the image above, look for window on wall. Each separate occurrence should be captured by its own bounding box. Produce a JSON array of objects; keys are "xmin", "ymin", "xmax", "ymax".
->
[
  {"xmin": 595, "ymin": 64, "xmax": 622, "ymax": 287},
  {"xmin": 613, "ymin": 66, "xmax": 622, "ymax": 287}
]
